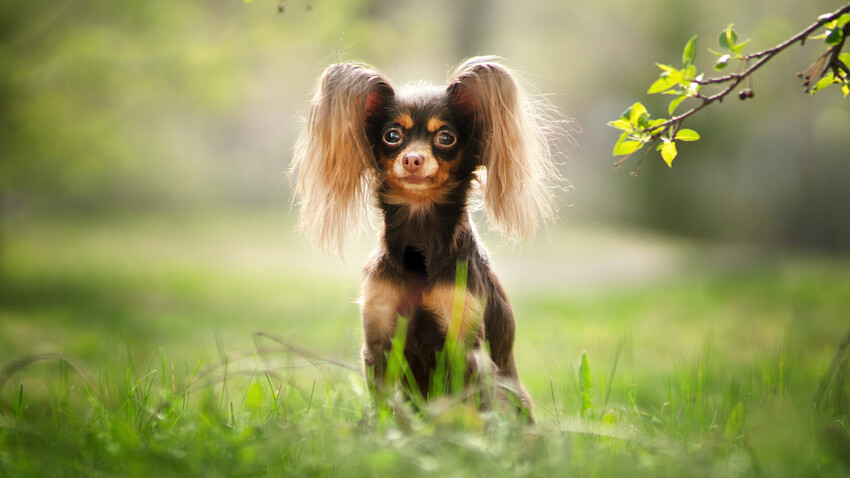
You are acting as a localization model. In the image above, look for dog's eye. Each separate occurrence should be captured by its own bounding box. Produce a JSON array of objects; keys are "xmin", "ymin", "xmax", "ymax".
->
[
  {"xmin": 383, "ymin": 128, "xmax": 403, "ymax": 146},
  {"xmin": 435, "ymin": 131, "xmax": 456, "ymax": 147}
]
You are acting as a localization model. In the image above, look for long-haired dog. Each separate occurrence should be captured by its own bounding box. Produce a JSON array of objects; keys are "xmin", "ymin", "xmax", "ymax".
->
[{"xmin": 291, "ymin": 57, "xmax": 559, "ymax": 415}]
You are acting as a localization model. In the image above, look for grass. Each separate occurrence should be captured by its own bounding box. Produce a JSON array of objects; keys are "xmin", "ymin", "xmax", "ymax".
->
[{"xmin": 1, "ymin": 211, "xmax": 849, "ymax": 477}]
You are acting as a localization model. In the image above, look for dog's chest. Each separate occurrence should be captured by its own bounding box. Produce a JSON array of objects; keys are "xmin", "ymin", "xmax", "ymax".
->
[{"xmin": 360, "ymin": 275, "xmax": 485, "ymax": 346}]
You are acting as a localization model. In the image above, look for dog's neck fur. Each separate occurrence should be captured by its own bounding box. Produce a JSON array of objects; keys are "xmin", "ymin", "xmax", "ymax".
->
[{"xmin": 376, "ymin": 176, "xmax": 477, "ymax": 282}]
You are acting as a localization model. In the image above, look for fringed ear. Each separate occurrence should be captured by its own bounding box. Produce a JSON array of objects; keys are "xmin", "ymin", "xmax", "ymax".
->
[
  {"xmin": 290, "ymin": 63, "xmax": 394, "ymax": 255},
  {"xmin": 447, "ymin": 56, "xmax": 559, "ymax": 242}
]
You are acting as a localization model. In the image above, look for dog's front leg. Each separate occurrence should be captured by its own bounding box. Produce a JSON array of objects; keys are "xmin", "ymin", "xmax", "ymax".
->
[
  {"xmin": 360, "ymin": 275, "xmax": 402, "ymax": 399},
  {"xmin": 361, "ymin": 341, "xmax": 389, "ymax": 396}
]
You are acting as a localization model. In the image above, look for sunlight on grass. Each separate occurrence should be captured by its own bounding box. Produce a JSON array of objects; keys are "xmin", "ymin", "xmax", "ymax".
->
[{"xmin": 1, "ymin": 212, "xmax": 849, "ymax": 476}]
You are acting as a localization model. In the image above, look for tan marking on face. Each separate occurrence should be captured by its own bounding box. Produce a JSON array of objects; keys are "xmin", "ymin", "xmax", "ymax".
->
[
  {"xmin": 397, "ymin": 113, "xmax": 414, "ymax": 130},
  {"xmin": 381, "ymin": 144, "xmax": 465, "ymax": 205},
  {"xmin": 360, "ymin": 276, "xmax": 401, "ymax": 351},
  {"xmin": 391, "ymin": 145, "xmax": 438, "ymax": 176},
  {"xmin": 427, "ymin": 117, "xmax": 445, "ymax": 133},
  {"xmin": 422, "ymin": 283, "xmax": 485, "ymax": 347}
]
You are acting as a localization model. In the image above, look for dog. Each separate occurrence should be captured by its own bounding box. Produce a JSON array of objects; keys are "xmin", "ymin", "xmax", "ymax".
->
[{"xmin": 291, "ymin": 57, "xmax": 559, "ymax": 415}]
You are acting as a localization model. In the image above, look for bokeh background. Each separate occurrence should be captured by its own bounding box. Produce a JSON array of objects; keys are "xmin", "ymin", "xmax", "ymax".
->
[
  {"xmin": 1, "ymin": 0, "xmax": 849, "ymax": 387},
  {"xmin": 3, "ymin": 0, "xmax": 850, "ymax": 246}
]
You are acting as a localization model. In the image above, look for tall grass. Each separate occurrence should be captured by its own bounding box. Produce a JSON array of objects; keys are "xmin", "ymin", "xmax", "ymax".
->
[
  {"xmin": 1, "ymin": 214, "xmax": 849, "ymax": 476},
  {"xmin": 2, "ymin": 322, "xmax": 848, "ymax": 476}
]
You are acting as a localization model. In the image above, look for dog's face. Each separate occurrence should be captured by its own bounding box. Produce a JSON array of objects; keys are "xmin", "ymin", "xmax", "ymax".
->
[
  {"xmin": 291, "ymin": 57, "xmax": 558, "ymax": 253},
  {"xmin": 365, "ymin": 87, "xmax": 476, "ymax": 205}
]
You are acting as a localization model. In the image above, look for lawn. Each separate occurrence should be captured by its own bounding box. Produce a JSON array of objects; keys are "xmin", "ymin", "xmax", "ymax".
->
[{"xmin": 1, "ymin": 211, "xmax": 848, "ymax": 477}]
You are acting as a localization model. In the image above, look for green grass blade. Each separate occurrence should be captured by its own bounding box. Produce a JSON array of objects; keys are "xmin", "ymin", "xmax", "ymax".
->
[{"xmin": 579, "ymin": 351, "xmax": 593, "ymax": 417}]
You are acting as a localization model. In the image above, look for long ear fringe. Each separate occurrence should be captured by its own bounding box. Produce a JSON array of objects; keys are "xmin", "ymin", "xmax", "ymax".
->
[
  {"xmin": 448, "ymin": 56, "xmax": 561, "ymax": 243},
  {"xmin": 290, "ymin": 63, "xmax": 392, "ymax": 255}
]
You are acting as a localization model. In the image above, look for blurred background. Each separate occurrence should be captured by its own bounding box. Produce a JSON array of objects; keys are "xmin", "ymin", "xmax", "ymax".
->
[
  {"xmin": 3, "ymin": 0, "xmax": 850, "ymax": 248},
  {"xmin": 1, "ymin": 0, "xmax": 849, "ymax": 371}
]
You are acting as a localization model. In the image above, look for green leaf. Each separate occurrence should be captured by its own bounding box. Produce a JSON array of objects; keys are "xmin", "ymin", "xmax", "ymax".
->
[
  {"xmin": 656, "ymin": 63, "xmax": 678, "ymax": 74},
  {"xmin": 675, "ymin": 129, "xmax": 700, "ymax": 141},
  {"xmin": 602, "ymin": 412, "xmax": 617, "ymax": 425},
  {"xmin": 628, "ymin": 102, "xmax": 648, "ymax": 124},
  {"xmin": 648, "ymin": 76, "xmax": 678, "ymax": 94},
  {"xmin": 715, "ymin": 54, "xmax": 731, "ymax": 71},
  {"xmin": 724, "ymin": 402, "xmax": 744, "ymax": 440},
  {"xmin": 727, "ymin": 27, "xmax": 738, "ymax": 45},
  {"xmin": 655, "ymin": 64, "xmax": 684, "ymax": 84},
  {"xmin": 668, "ymin": 95, "xmax": 687, "ymax": 115},
  {"xmin": 813, "ymin": 73, "xmax": 836, "ymax": 93},
  {"xmin": 613, "ymin": 140, "xmax": 643, "ymax": 156},
  {"xmin": 826, "ymin": 27, "xmax": 844, "ymax": 46},
  {"xmin": 579, "ymin": 351, "xmax": 593, "ymax": 417},
  {"xmin": 621, "ymin": 102, "xmax": 647, "ymax": 123},
  {"xmin": 719, "ymin": 24, "xmax": 737, "ymax": 51},
  {"xmin": 812, "ymin": 73, "xmax": 838, "ymax": 91},
  {"xmin": 245, "ymin": 382, "xmax": 265, "ymax": 411},
  {"xmin": 607, "ymin": 119, "xmax": 633, "ymax": 131},
  {"xmin": 661, "ymin": 141, "xmax": 677, "ymax": 167},
  {"xmin": 843, "ymin": 84, "xmax": 849, "ymax": 98},
  {"xmin": 636, "ymin": 114, "xmax": 656, "ymax": 130},
  {"xmin": 731, "ymin": 39, "xmax": 750, "ymax": 55},
  {"xmin": 682, "ymin": 35, "xmax": 698, "ymax": 66}
]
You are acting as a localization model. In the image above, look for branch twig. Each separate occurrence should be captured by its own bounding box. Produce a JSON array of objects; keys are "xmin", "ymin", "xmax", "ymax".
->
[{"xmin": 646, "ymin": 2, "xmax": 850, "ymax": 137}]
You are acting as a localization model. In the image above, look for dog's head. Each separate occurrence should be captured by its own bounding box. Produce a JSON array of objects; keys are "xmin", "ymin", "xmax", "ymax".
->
[
  {"xmin": 364, "ymin": 84, "xmax": 476, "ymax": 208},
  {"xmin": 291, "ymin": 57, "xmax": 559, "ymax": 254}
]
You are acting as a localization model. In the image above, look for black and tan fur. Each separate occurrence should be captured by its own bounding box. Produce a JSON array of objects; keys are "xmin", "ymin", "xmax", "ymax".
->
[{"xmin": 291, "ymin": 57, "xmax": 559, "ymax": 414}]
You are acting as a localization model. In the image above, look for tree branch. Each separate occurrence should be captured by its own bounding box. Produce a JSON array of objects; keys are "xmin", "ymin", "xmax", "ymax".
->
[
  {"xmin": 650, "ymin": 2, "xmax": 850, "ymax": 136},
  {"xmin": 610, "ymin": 2, "xmax": 850, "ymax": 171}
]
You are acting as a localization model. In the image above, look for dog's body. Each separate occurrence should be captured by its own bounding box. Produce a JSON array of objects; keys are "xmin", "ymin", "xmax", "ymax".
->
[{"xmin": 292, "ymin": 57, "xmax": 559, "ymax": 414}]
